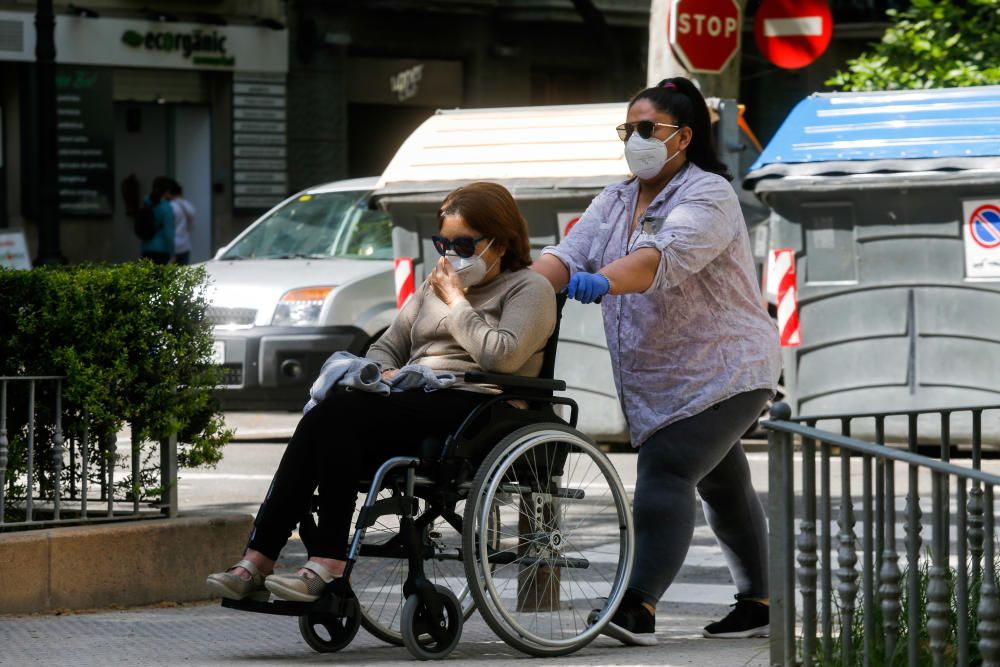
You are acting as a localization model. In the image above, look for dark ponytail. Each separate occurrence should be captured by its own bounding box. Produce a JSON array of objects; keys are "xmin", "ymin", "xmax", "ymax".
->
[{"xmin": 628, "ymin": 77, "xmax": 731, "ymax": 180}]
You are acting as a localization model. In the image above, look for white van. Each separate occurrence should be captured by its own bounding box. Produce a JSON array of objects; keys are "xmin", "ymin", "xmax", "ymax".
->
[
  {"xmin": 372, "ymin": 102, "xmax": 766, "ymax": 442},
  {"xmin": 203, "ymin": 177, "xmax": 397, "ymax": 410}
]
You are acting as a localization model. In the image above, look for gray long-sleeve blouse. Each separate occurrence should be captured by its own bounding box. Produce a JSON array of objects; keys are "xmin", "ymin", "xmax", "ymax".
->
[
  {"xmin": 542, "ymin": 162, "xmax": 781, "ymax": 446},
  {"xmin": 366, "ymin": 268, "xmax": 557, "ymax": 391}
]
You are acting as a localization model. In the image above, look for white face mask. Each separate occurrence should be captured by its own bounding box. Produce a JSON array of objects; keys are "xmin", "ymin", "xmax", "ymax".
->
[
  {"xmin": 446, "ymin": 237, "xmax": 498, "ymax": 288},
  {"xmin": 624, "ymin": 127, "xmax": 681, "ymax": 180}
]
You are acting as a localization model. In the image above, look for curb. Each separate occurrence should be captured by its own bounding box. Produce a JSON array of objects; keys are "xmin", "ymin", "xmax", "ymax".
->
[{"xmin": 0, "ymin": 514, "xmax": 252, "ymax": 615}]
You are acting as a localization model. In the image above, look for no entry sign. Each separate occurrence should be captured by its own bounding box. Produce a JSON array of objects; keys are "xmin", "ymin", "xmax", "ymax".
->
[
  {"xmin": 669, "ymin": 0, "xmax": 742, "ymax": 74},
  {"xmin": 754, "ymin": 0, "xmax": 833, "ymax": 70}
]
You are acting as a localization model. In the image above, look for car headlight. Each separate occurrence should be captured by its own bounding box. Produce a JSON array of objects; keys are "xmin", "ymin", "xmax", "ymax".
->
[{"xmin": 272, "ymin": 286, "xmax": 335, "ymax": 327}]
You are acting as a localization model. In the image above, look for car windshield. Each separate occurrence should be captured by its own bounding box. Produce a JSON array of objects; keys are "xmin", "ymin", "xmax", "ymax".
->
[{"xmin": 221, "ymin": 191, "xmax": 394, "ymax": 260}]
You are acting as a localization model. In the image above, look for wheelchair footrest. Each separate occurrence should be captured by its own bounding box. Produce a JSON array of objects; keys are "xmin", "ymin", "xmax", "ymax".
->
[{"xmin": 221, "ymin": 592, "xmax": 357, "ymax": 618}]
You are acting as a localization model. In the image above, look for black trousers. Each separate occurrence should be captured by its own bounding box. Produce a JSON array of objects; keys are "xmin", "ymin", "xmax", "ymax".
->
[
  {"xmin": 247, "ymin": 388, "xmax": 488, "ymax": 560},
  {"xmin": 628, "ymin": 389, "xmax": 772, "ymax": 605}
]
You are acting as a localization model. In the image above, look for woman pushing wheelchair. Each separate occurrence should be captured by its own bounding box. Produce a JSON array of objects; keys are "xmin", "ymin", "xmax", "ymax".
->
[
  {"xmin": 534, "ymin": 77, "xmax": 781, "ymax": 645},
  {"xmin": 207, "ymin": 181, "xmax": 556, "ymax": 602}
]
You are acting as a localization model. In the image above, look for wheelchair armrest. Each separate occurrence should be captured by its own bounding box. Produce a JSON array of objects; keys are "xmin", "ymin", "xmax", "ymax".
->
[{"xmin": 463, "ymin": 371, "xmax": 566, "ymax": 392}]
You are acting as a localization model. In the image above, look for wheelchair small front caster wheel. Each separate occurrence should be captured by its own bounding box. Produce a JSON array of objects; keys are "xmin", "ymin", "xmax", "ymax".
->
[
  {"xmin": 298, "ymin": 609, "xmax": 360, "ymax": 653},
  {"xmin": 401, "ymin": 584, "xmax": 463, "ymax": 660}
]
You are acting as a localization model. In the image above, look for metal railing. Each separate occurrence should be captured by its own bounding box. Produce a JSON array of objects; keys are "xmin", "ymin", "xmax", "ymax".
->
[
  {"xmin": 0, "ymin": 376, "xmax": 177, "ymax": 530},
  {"xmin": 765, "ymin": 402, "xmax": 1000, "ymax": 667}
]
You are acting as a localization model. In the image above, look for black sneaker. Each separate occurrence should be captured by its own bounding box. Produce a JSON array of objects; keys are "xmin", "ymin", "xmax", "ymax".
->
[
  {"xmin": 702, "ymin": 595, "xmax": 770, "ymax": 638},
  {"xmin": 590, "ymin": 590, "xmax": 657, "ymax": 646}
]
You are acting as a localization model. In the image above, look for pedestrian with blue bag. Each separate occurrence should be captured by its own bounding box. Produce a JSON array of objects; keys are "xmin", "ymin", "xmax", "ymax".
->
[
  {"xmin": 138, "ymin": 176, "xmax": 175, "ymax": 265},
  {"xmin": 532, "ymin": 77, "xmax": 781, "ymax": 645}
]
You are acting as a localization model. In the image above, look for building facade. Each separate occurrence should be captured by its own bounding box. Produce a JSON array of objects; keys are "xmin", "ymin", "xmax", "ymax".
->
[
  {"xmin": 0, "ymin": 0, "xmax": 287, "ymax": 263},
  {"xmin": 1, "ymin": 0, "xmax": 905, "ymax": 264},
  {"xmin": 281, "ymin": 0, "xmax": 650, "ymax": 192}
]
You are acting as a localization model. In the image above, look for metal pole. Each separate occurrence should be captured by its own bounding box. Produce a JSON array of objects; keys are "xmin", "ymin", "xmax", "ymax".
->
[
  {"xmin": 0, "ymin": 381, "xmax": 6, "ymax": 525},
  {"xmin": 767, "ymin": 419, "xmax": 792, "ymax": 666},
  {"xmin": 159, "ymin": 433, "xmax": 177, "ymax": 518},
  {"xmin": 27, "ymin": 380, "xmax": 35, "ymax": 522},
  {"xmin": 33, "ymin": 0, "xmax": 65, "ymax": 265},
  {"xmin": 52, "ymin": 379, "xmax": 63, "ymax": 519}
]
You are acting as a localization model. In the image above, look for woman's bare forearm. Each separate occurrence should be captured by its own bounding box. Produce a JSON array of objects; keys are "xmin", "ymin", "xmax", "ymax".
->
[
  {"xmin": 600, "ymin": 248, "xmax": 660, "ymax": 295},
  {"xmin": 531, "ymin": 254, "xmax": 571, "ymax": 292}
]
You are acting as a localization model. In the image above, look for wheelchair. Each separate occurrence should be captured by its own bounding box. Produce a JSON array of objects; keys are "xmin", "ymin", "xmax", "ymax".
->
[{"xmin": 221, "ymin": 295, "xmax": 635, "ymax": 659}]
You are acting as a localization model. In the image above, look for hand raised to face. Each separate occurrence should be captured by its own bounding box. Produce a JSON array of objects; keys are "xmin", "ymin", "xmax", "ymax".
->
[{"xmin": 428, "ymin": 256, "xmax": 467, "ymax": 306}]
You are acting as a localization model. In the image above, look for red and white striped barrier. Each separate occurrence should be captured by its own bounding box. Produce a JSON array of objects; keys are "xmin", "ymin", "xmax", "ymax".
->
[
  {"xmin": 394, "ymin": 257, "xmax": 415, "ymax": 310},
  {"xmin": 769, "ymin": 248, "xmax": 801, "ymax": 347}
]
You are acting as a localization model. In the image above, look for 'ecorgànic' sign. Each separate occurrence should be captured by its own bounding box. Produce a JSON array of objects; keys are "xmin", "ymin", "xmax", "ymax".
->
[
  {"xmin": 120, "ymin": 28, "xmax": 234, "ymax": 68},
  {"xmin": 0, "ymin": 11, "xmax": 287, "ymax": 73}
]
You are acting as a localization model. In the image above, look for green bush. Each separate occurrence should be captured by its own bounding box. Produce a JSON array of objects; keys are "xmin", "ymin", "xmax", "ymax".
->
[
  {"xmin": 828, "ymin": 0, "xmax": 1000, "ymax": 91},
  {"xmin": 0, "ymin": 262, "xmax": 231, "ymax": 521}
]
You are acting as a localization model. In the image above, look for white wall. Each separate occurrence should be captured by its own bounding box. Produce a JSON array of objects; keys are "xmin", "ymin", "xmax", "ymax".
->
[
  {"xmin": 111, "ymin": 103, "xmax": 167, "ymax": 263},
  {"xmin": 172, "ymin": 106, "xmax": 212, "ymax": 263}
]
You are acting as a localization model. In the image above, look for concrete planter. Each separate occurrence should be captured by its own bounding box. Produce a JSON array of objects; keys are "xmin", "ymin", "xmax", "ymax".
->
[{"xmin": 0, "ymin": 514, "xmax": 252, "ymax": 614}]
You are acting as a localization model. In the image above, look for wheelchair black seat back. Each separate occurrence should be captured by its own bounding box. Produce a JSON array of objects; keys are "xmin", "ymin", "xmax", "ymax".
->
[{"xmin": 221, "ymin": 292, "xmax": 635, "ymax": 660}]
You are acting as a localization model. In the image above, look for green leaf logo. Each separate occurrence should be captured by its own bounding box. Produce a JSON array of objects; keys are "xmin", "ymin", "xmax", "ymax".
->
[{"xmin": 122, "ymin": 30, "xmax": 143, "ymax": 48}]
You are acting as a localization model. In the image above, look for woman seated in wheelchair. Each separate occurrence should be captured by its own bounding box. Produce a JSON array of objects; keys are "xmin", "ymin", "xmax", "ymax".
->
[{"xmin": 207, "ymin": 181, "xmax": 556, "ymax": 602}]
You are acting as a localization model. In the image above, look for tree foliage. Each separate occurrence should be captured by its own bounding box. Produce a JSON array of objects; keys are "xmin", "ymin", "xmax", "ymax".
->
[{"xmin": 828, "ymin": 0, "xmax": 1000, "ymax": 91}]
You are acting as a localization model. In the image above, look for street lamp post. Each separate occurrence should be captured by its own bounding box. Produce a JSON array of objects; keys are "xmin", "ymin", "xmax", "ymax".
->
[{"xmin": 34, "ymin": 0, "xmax": 65, "ymax": 265}]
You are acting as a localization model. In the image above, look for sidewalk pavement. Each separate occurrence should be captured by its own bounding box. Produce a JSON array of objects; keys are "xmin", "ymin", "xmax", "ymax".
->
[
  {"xmin": 1, "ymin": 419, "xmax": 771, "ymax": 666},
  {"xmin": 0, "ymin": 597, "xmax": 769, "ymax": 667},
  {"xmin": 0, "ymin": 521, "xmax": 771, "ymax": 667}
]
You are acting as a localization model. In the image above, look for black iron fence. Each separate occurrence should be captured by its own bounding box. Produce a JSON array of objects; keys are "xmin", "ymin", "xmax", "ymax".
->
[
  {"xmin": 765, "ymin": 402, "xmax": 1000, "ymax": 667},
  {"xmin": 0, "ymin": 376, "xmax": 177, "ymax": 529}
]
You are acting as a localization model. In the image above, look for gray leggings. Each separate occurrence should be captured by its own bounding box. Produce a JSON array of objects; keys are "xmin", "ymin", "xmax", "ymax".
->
[{"xmin": 628, "ymin": 389, "xmax": 771, "ymax": 606}]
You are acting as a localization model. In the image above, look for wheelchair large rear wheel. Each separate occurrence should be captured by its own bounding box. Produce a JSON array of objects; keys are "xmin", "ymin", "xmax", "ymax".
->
[
  {"xmin": 462, "ymin": 423, "xmax": 634, "ymax": 657},
  {"xmin": 351, "ymin": 488, "xmax": 496, "ymax": 646}
]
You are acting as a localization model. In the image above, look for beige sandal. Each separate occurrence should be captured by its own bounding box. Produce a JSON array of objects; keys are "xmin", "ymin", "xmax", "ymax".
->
[
  {"xmin": 205, "ymin": 559, "xmax": 268, "ymax": 601},
  {"xmin": 265, "ymin": 561, "xmax": 338, "ymax": 602}
]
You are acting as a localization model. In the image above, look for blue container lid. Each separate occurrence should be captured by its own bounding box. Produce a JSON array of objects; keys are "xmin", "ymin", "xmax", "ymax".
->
[{"xmin": 746, "ymin": 85, "xmax": 1000, "ymax": 189}]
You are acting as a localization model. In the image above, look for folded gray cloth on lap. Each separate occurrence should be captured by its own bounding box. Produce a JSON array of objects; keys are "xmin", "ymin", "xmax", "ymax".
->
[
  {"xmin": 389, "ymin": 365, "xmax": 458, "ymax": 392},
  {"xmin": 304, "ymin": 351, "xmax": 388, "ymax": 413},
  {"xmin": 304, "ymin": 352, "xmax": 460, "ymax": 413}
]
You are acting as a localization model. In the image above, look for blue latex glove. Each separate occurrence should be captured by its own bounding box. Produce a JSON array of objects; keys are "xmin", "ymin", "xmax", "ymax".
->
[{"xmin": 566, "ymin": 272, "xmax": 610, "ymax": 305}]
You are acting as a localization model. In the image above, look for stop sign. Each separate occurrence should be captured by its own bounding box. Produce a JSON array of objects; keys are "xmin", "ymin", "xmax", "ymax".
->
[
  {"xmin": 668, "ymin": 0, "xmax": 743, "ymax": 74},
  {"xmin": 754, "ymin": 0, "xmax": 833, "ymax": 70}
]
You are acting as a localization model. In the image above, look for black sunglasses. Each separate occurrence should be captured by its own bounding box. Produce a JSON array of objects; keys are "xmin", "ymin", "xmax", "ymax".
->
[
  {"xmin": 616, "ymin": 121, "xmax": 679, "ymax": 142},
  {"xmin": 431, "ymin": 235, "xmax": 489, "ymax": 258}
]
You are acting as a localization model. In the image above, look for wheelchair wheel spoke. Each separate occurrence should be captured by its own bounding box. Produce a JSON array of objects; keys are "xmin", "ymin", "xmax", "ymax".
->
[
  {"xmin": 562, "ymin": 495, "xmax": 616, "ymax": 541},
  {"xmin": 464, "ymin": 426, "xmax": 634, "ymax": 654}
]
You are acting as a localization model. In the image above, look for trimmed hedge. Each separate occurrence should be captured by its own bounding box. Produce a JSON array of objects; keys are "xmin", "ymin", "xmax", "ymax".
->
[{"xmin": 0, "ymin": 262, "xmax": 230, "ymax": 519}]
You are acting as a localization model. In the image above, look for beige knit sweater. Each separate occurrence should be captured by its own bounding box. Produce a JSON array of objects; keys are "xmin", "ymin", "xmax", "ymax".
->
[{"xmin": 366, "ymin": 268, "xmax": 557, "ymax": 382}]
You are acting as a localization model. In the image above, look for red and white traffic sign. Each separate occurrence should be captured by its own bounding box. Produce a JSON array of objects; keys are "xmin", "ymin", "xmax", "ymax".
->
[
  {"xmin": 668, "ymin": 0, "xmax": 742, "ymax": 74},
  {"xmin": 962, "ymin": 199, "xmax": 1000, "ymax": 279},
  {"xmin": 754, "ymin": 0, "xmax": 833, "ymax": 70}
]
